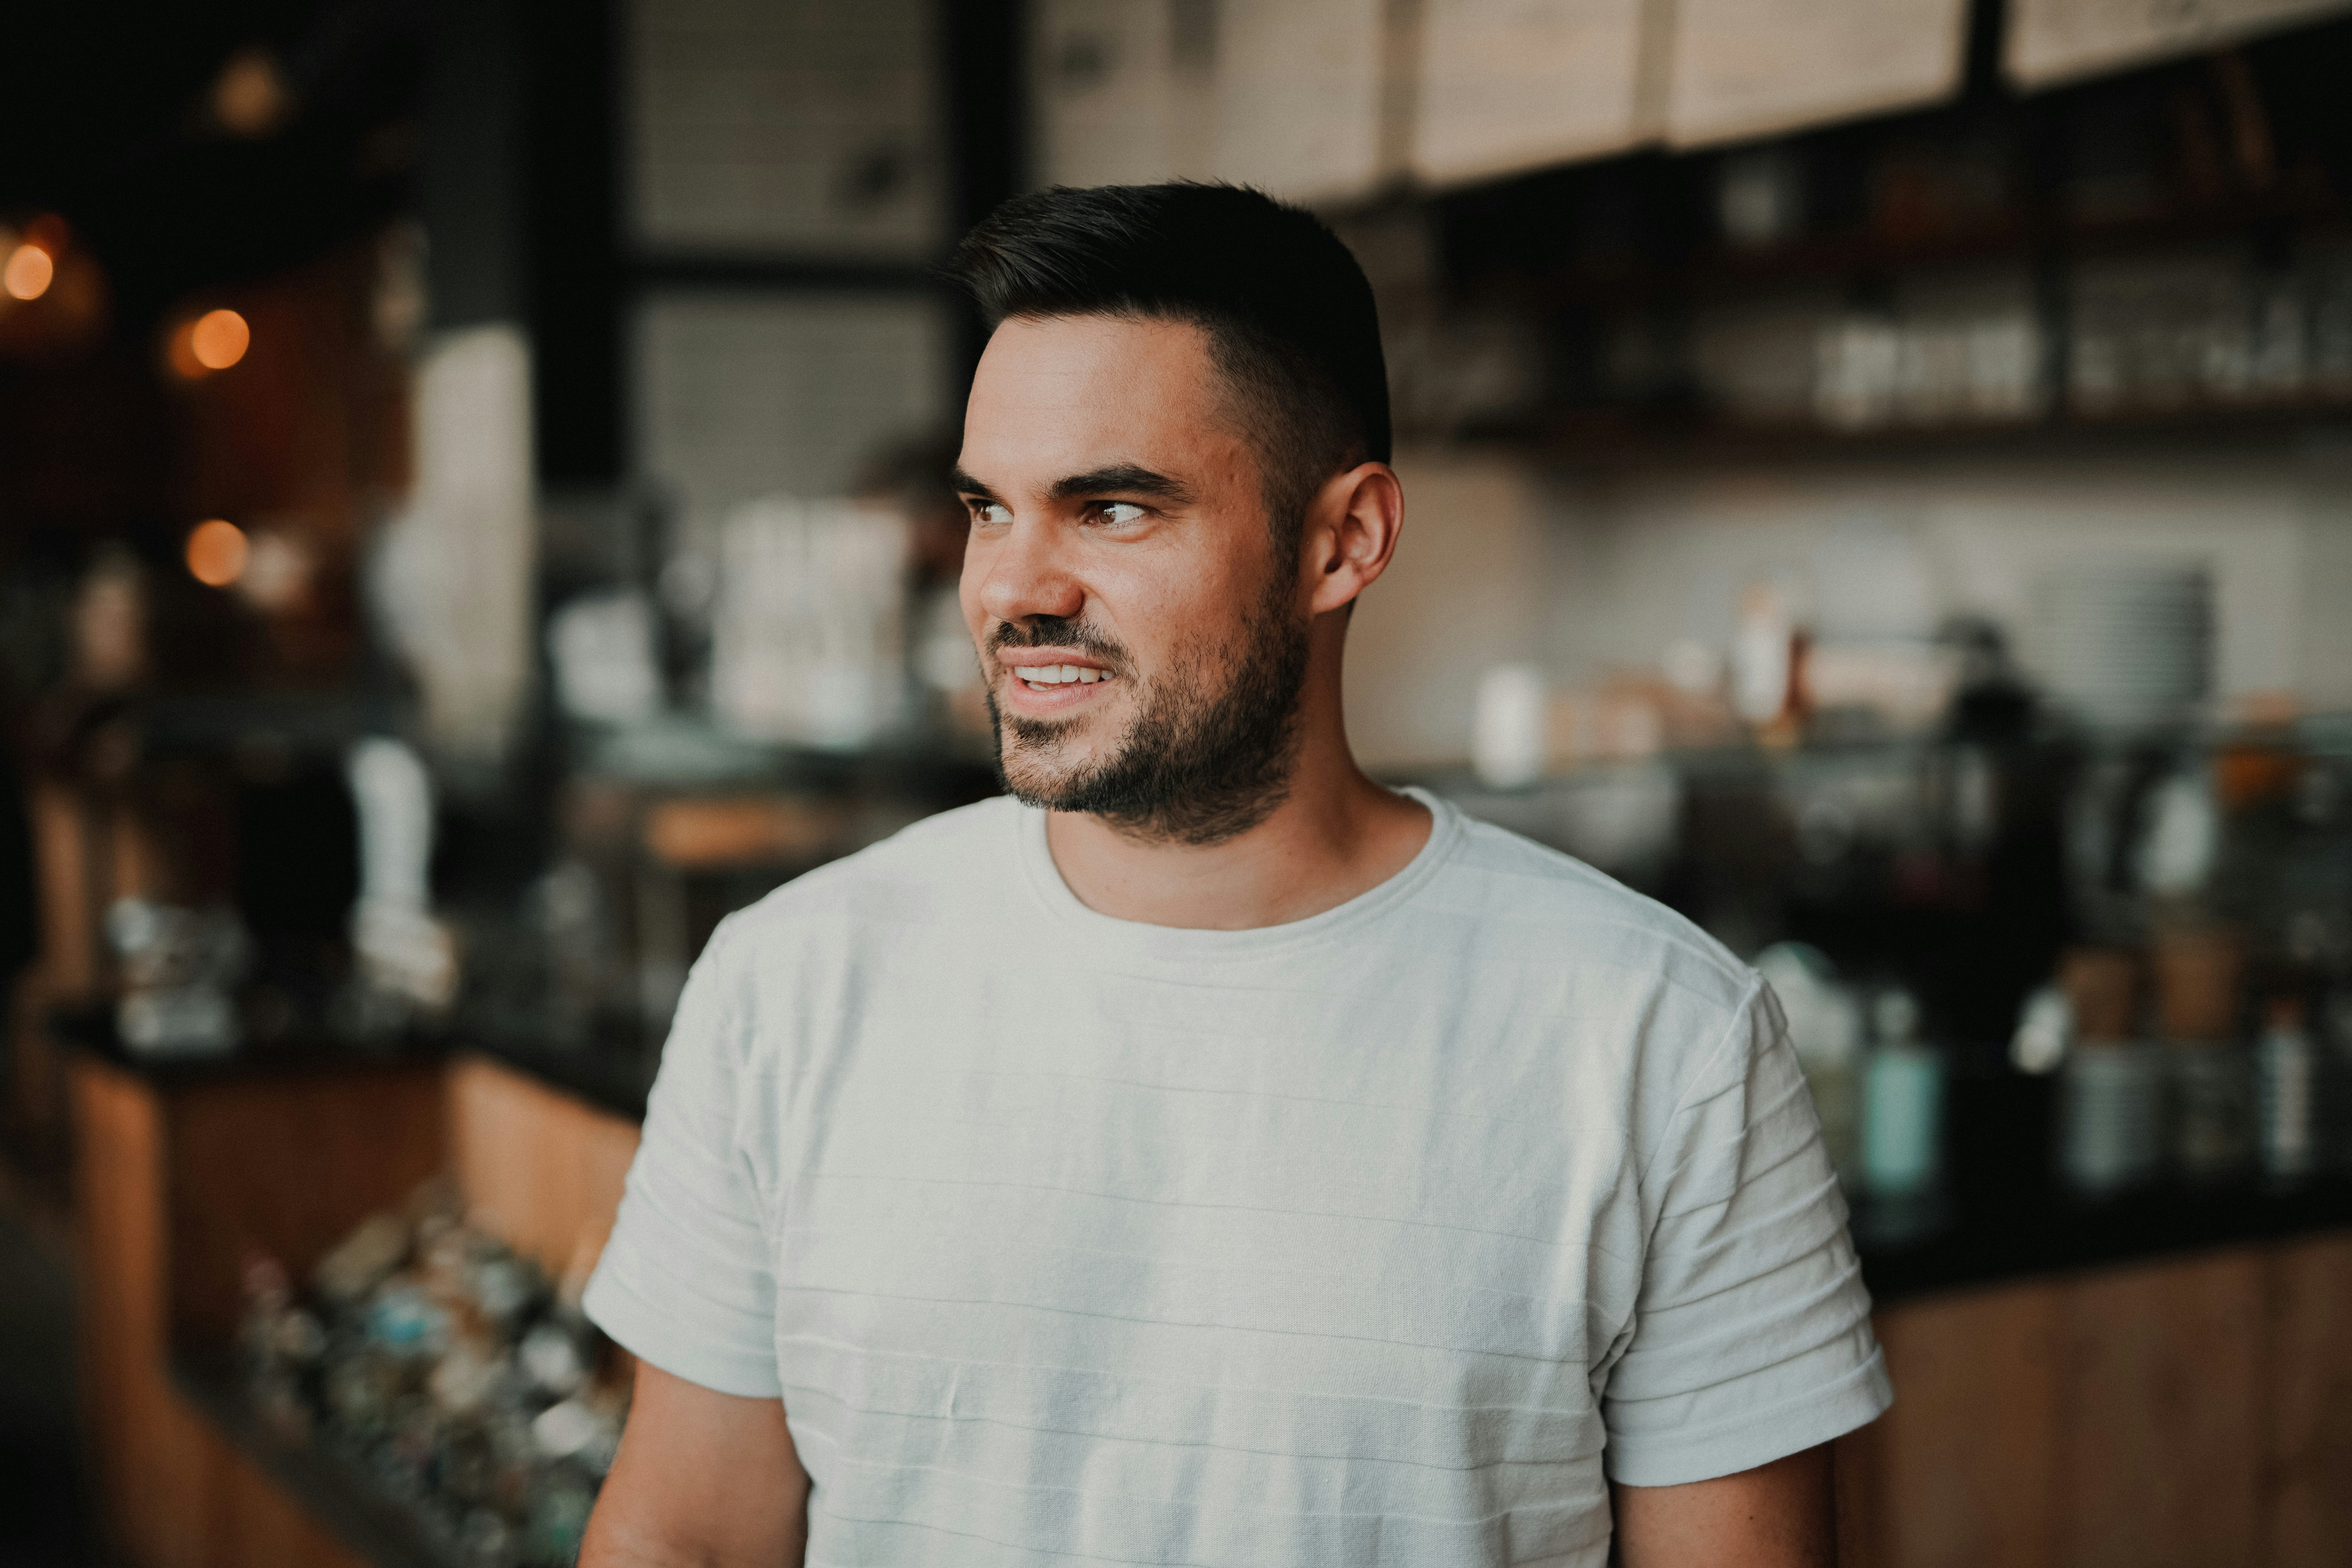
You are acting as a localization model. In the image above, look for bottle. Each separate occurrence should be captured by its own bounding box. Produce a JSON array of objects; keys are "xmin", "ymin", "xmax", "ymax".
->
[
  {"xmin": 2055, "ymin": 948, "xmax": 2163, "ymax": 1196},
  {"xmin": 2256, "ymin": 996, "xmax": 2317, "ymax": 1182},
  {"xmin": 1863, "ymin": 989, "xmax": 1945, "ymax": 1199},
  {"xmin": 2010, "ymin": 982, "xmax": 2072, "ymax": 1075},
  {"xmin": 2325, "ymin": 986, "xmax": 2352, "ymax": 1174},
  {"xmin": 2156, "ymin": 926, "xmax": 2251, "ymax": 1183}
]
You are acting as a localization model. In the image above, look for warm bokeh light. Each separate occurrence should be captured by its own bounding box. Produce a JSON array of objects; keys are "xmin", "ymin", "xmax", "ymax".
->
[
  {"xmin": 237, "ymin": 529, "xmax": 313, "ymax": 612},
  {"xmin": 167, "ymin": 320, "xmax": 207, "ymax": 379},
  {"xmin": 3, "ymin": 245, "xmax": 54, "ymax": 302},
  {"xmin": 212, "ymin": 46, "xmax": 293, "ymax": 138},
  {"xmin": 185, "ymin": 519, "xmax": 250, "ymax": 588},
  {"xmin": 190, "ymin": 309, "xmax": 250, "ymax": 370}
]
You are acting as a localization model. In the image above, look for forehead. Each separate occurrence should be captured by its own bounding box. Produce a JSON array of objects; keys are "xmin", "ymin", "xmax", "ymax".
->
[{"xmin": 958, "ymin": 315, "xmax": 1251, "ymax": 490}]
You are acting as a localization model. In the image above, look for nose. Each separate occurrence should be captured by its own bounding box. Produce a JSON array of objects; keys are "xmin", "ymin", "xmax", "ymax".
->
[{"xmin": 973, "ymin": 515, "xmax": 1086, "ymax": 630}]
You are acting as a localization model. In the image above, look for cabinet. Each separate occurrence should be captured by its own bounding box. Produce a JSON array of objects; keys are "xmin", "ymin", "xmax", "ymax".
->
[
  {"xmin": 1842, "ymin": 1236, "xmax": 2352, "ymax": 1568},
  {"xmin": 2264, "ymin": 1234, "xmax": 2352, "ymax": 1564}
]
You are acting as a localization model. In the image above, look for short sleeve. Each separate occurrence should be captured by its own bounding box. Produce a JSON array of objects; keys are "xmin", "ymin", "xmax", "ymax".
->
[
  {"xmin": 1602, "ymin": 977, "xmax": 1892, "ymax": 1486},
  {"xmin": 583, "ymin": 915, "xmax": 783, "ymax": 1399}
]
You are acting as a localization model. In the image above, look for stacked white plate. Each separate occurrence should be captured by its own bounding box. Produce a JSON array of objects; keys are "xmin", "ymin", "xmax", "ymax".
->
[{"xmin": 2028, "ymin": 561, "xmax": 2212, "ymax": 728}]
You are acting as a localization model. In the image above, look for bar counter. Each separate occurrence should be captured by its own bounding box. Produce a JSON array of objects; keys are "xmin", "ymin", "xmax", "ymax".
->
[{"xmin": 65, "ymin": 1020, "xmax": 2352, "ymax": 1568}]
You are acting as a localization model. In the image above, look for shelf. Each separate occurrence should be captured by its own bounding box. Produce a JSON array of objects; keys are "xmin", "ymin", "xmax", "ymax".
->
[
  {"xmin": 132, "ymin": 691, "xmax": 375, "ymax": 760},
  {"xmin": 1664, "ymin": 174, "xmax": 2346, "ymax": 302},
  {"xmin": 1445, "ymin": 179, "xmax": 2348, "ymax": 318},
  {"xmin": 1457, "ymin": 391, "xmax": 2352, "ymax": 468},
  {"xmin": 572, "ymin": 713, "xmax": 999, "ymax": 797}
]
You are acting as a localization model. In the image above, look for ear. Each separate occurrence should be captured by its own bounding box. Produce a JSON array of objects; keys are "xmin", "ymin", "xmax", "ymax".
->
[{"xmin": 1302, "ymin": 462, "xmax": 1403, "ymax": 618}]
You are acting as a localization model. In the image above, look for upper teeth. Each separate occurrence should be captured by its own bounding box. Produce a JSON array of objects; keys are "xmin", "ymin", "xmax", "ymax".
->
[{"xmin": 1013, "ymin": 664, "xmax": 1103, "ymax": 685}]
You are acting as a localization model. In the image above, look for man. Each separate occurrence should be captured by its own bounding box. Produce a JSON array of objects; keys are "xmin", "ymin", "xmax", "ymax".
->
[{"xmin": 581, "ymin": 183, "xmax": 1889, "ymax": 1568}]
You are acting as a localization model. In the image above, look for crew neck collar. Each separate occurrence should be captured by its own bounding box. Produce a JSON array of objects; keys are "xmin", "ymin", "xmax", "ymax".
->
[{"xmin": 1012, "ymin": 786, "xmax": 1460, "ymax": 967}]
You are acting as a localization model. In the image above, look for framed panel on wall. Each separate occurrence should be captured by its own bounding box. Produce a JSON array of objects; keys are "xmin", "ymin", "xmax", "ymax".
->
[
  {"xmin": 628, "ymin": 0, "xmax": 947, "ymax": 258},
  {"xmin": 1033, "ymin": 0, "xmax": 1221, "ymax": 188},
  {"xmin": 1663, "ymin": 0, "xmax": 1972, "ymax": 149},
  {"xmin": 1412, "ymin": 0, "xmax": 1658, "ymax": 188},
  {"xmin": 2007, "ymin": 0, "xmax": 2352, "ymax": 88},
  {"xmin": 1212, "ymin": 0, "xmax": 1391, "ymax": 205}
]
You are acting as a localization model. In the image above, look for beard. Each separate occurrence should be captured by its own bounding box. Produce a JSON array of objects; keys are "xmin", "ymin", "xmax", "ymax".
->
[{"xmin": 985, "ymin": 576, "xmax": 1311, "ymax": 848}]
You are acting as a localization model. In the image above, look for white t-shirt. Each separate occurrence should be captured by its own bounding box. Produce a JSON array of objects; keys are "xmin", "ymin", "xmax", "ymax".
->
[{"xmin": 585, "ymin": 791, "xmax": 1890, "ymax": 1568}]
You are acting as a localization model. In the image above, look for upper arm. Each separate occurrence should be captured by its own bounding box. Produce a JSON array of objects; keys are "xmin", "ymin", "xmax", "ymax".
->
[
  {"xmin": 581, "ymin": 1360, "xmax": 808, "ymax": 1567},
  {"xmin": 1610, "ymin": 1441, "xmax": 1836, "ymax": 1568},
  {"xmin": 585, "ymin": 916, "xmax": 788, "ymax": 1403},
  {"xmin": 1603, "ymin": 982, "xmax": 1890, "ymax": 1486},
  {"xmin": 579, "ymin": 916, "xmax": 800, "ymax": 1563}
]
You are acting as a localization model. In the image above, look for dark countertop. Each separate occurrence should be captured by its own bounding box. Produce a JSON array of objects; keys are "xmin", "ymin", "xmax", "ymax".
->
[
  {"xmin": 52, "ymin": 998, "xmax": 655, "ymax": 1119},
  {"xmin": 458, "ymin": 1024, "xmax": 657, "ymax": 1121},
  {"xmin": 1857, "ymin": 1169, "xmax": 2352, "ymax": 1300},
  {"xmin": 50, "ymin": 1004, "xmax": 450, "ymax": 1090},
  {"xmin": 1851, "ymin": 1068, "xmax": 2352, "ymax": 1301}
]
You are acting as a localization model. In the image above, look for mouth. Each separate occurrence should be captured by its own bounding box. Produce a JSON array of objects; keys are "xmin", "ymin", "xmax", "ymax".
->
[{"xmin": 994, "ymin": 648, "xmax": 1118, "ymax": 716}]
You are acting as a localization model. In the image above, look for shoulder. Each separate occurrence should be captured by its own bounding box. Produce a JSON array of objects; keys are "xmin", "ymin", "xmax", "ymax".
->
[
  {"xmin": 1424, "ymin": 808, "xmax": 1779, "ymax": 1151},
  {"xmin": 1430, "ymin": 805, "xmax": 1760, "ymax": 1022}
]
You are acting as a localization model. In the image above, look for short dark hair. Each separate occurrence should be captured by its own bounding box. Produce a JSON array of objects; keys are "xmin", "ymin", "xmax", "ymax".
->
[{"xmin": 945, "ymin": 183, "xmax": 1390, "ymax": 553}]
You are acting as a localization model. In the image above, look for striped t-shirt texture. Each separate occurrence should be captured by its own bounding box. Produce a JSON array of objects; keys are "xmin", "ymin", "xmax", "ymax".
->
[{"xmin": 584, "ymin": 790, "xmax": 1890, "ymax": 1566}]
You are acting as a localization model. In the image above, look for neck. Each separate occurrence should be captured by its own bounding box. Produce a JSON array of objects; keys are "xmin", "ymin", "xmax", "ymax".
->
[{"xmin": 1041, "ymin": 637, "xmax": 1432, "ymax": 929}]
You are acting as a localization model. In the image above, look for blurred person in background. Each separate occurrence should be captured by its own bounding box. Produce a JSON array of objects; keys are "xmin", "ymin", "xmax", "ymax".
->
[{"xmin": 579, "ymin": 184, "xmax": 1887, "ymax": 1568}]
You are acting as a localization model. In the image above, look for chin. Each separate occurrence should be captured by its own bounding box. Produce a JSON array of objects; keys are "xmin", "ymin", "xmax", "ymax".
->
[
  {"xmin": 991, "ymin": 704, "xmax": 1105, "ymax": 806},
  {"xmin": 997, "ymin": 738, "xmax": 1099, "ymax": 807}
]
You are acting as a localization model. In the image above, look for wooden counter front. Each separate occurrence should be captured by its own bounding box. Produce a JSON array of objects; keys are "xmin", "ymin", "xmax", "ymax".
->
[
  {"xmin": 71, "ymin": 1047, "xmax": 639, "ymax": 1568},
  {"xmin": 1836, "ymin": 1234, "xmax": 2352, "ymax": 1568},
  {"xmin": 73, "ymin": 1053, "xmax": 443, "ymax": 1568}
]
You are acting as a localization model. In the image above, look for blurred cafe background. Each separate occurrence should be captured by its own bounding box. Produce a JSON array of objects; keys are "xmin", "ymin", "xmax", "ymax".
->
[{"xmin": 3, "ymin": 1, "xmax": 2352, "ymax": 1564}]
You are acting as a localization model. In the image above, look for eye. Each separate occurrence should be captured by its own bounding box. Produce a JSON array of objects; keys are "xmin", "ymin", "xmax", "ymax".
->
[
  {"xmin": 968, "ymin": 500, "xmax": 1011, "ymax": 526},
  {"xmin": 1095, "ymin": 501, "xmax": 1149, "ymax": 526}
]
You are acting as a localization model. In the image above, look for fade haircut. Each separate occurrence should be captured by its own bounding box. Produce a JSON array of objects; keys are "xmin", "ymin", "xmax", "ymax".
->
[{"xmin": 945, "ymin": 183, "xmax": 1390, "ymax": 557}]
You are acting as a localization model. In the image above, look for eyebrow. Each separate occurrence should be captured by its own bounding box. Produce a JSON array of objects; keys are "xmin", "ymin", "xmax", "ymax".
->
[
  {"xmin": 1049, "ymin": 464, "xmax": 1194, "ymax": 506},
  {"xmin": 949, "ymin": 464, "xmax": 1196, "ymax": 508}
]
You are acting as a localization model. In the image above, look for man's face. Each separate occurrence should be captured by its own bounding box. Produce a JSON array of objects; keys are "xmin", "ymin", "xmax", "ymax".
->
[{"xmin": 956, "ymin": 314, "xmax": 1312, "ymax": 844}]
